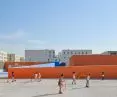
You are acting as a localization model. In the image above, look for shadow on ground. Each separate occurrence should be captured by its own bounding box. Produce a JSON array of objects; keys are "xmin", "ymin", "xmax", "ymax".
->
[{"xmin": 33, "ymin": 93, "xmax": 59, "ymax": 97}]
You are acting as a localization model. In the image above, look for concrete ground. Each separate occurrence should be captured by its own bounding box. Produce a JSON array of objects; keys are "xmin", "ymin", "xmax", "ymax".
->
[{"xmin": 0, "ymin": 79, "xmax": 117, "ymax": 97}]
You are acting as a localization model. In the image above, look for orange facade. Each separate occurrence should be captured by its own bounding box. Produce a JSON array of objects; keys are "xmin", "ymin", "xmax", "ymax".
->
[
  {"xmin": 8, "ymin": 65, "xmax": 117, "ymax": 79},
  {"xmin": 5, "ymin": 62, "xmax": 48, "ymax": 71},
  {"xmin": 69, "ymin": 55, "xmax": 117, "ymax": 66}
]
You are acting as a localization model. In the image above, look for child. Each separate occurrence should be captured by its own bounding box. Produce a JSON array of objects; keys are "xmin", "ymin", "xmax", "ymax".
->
[
  {"xmin": 58, "ymin": 74, "xmax": 66, "ymax": 94},
  {"xmin": 11, "ymin": 72, "xmax": 16, "ymax": 82},
  {"xmin": 31, "ymin": 73, "xmax": 35, "ymax": 82},
  {"xmin": 38, "ymin": 72, "xmax": 41, "ymax": 82},
  {"xmin": 72, "ymin": 72, "xmax": 76, "ymax": 85},
  {"xmin": 86, "ymin": 73, "xmax": 90, "ymax": 88},
  {"xmin": 101, "ymin": 72, "xmax": 105, "ymax": 80},
  {"xmin": 34, "ymin": 72, "xmax": 38, "ymax": 81}
]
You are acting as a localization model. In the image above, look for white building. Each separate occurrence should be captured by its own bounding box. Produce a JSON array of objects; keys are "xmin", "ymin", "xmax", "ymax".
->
[
  {"xmin": 0, "ymin": 51, "xmax": 7, "ymax": 62},
  {"xmin": 7, "ymin": 53, "xmax": 24, "ymax": 62},
  {"xmin": 102, "ymin": 51, "xmax": 117, "ymax": 55},
  {"xmin": 15, "ymin": 55, "xmax": 23, "ymax": 62},
  {"xmin": 59, "ymin": 49, "xmax": 92, "ymax": 65},
  {"xmin": 25, "ymin": 50, "xmax": 55, "ymax": 62}
]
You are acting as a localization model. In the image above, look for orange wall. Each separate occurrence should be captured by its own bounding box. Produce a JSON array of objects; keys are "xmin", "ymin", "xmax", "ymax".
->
[
  {"xmin": 70, "ymin": 55, "xmax": 117, "ymax": 66},
  {"xmin": 8, "ymin": 65, "xmax": 117, "ymax": 79},
  {"xmin": 5, "ymin": 62, "xmax": 48, "ymax": 71}
]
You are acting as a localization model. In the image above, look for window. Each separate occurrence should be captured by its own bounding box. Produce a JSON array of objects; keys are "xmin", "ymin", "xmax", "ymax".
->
[
  {"xmin": 63, "ymin": 52, "xmax": 65, "ymax": 54},
  {"xmin": 82, "ymin": 52, "xmax": 84, "ymax": 54},
  {"xmin": 71, "ymin": 52, "xmax": 73, "ymax": 54},
  {"xmin": 67, "ymin": 52, "xmax": 69, "ymax": 54},
  {"xmin": 86, "ymin": 52, "xmax": 87, "ymax": 54}
]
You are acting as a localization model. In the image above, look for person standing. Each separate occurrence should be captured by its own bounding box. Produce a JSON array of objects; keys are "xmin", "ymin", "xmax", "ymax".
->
[
  {"xmin": 72, "ymin": 72, "xmax": 76, "ymax": 85},
  {"xmin": 34, "ymin": 72, "xmax": 38, "ymax": 81},
  {"xmin": 11, "ymin": 72, "xmax": 15, "ymax": 82},
  {"xmin": 101, "ymin": 72, "xmax": 105, "ymax": 80},
  {"xmin": 58, "ymin": 74, "xmax": 66, "ymax": 94},
  {"xmin": 38, "ymin": 72, "xmax": 41, "ymax": 82},
  {"xmin": 86, "ymin": 73, "xmax": 90, "ymax": 88}
]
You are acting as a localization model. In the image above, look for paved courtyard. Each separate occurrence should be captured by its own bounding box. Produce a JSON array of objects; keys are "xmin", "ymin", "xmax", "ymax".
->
[{"xmin": 0, "ymin": 79, "xmax": 117, "ymax": 97}]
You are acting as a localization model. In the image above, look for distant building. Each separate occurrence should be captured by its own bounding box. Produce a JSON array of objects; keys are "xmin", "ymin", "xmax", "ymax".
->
[
  {"xmin": 0, "ymin": 51, "xmax": 7, "ymax": 62},
  {"xmin": 15, "ymin": 55, "xmax": 22, "ymax": 62},
  {"xmin": 25, "ymin": 50, "xmax": 55, "ymax": 62},
  {"xmin": 7, "ymin": 54, "xmax": 15, "ymax": 62},
  {"xmin": 59, "ymin": 49, "xmax": 92, "ymax": 65},
  {"xmin": 20, "ymin": 57, "xmax": 25, "ymax": 62},
  {"xmin": 102, "ymin": 51, "xmax": 117, "ymax": 55},
  {"xmin": 7, "ymin": 53, "xmax": 24, "ymax": 62}
]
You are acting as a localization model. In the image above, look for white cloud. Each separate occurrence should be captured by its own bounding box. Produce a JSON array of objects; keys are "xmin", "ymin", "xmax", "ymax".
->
[
  {"xmin": 0, "ymin": 30, "xmax": 25, "ymax": 40},
  {"xmin": 0, "ymin": 30, "xmax": 48, "ymax": 55}
]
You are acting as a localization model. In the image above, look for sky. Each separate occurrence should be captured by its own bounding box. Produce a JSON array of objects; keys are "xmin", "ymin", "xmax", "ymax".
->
[{"xmin": 0, "ymin": 0, "xmax": 117, "ymax": 56}]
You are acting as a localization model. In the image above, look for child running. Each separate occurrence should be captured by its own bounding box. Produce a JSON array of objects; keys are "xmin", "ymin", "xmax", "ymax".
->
[
  {"xmin": 86, "ymin": 73, "xmax": 90, "ymax": 88},
  {"xmin": 72, "ymin": 72, "xmax": 76, "ymax": 85},
  {"xmin": 58, "ymin": 74, "xmax": 66, "ymax": 94},
  {"xmin": 101, "ymin": 72, "xmax": 105, "ymax": 80},
  {"xmin": 11, "ymin": 72, "xmax": 16, "ymax": 82},
  {"xmin": 31, "ymin": 73, "xmax": 35, "ymax": 82},
  {"xmin": 38, "ymin": 72, "xmax": 41, "ymax": 82},
  {"xmin": 34, "ymin": 72, "xmax": 38, "ymax": 81}
]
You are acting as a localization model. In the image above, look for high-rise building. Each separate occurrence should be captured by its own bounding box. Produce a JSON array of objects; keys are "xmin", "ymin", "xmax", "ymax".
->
[{"xmin": 25, "ymin": 49, "xmax": 55, "ymax": 62}]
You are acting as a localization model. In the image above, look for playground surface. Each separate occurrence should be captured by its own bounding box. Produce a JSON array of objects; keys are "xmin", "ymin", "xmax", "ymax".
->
[{"xmin": 0, "ymin": 79, "xmax": 117, "ymax": 97}]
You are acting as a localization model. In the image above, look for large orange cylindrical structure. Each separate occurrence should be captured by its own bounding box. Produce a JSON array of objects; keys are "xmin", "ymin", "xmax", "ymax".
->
[
  {"xmin": 69, "ymin": 55, "xmax": 117, "ymax": 66},
  {"xmin": 8, "ymin": 65, "xmax": 117, "ymax": 79}
]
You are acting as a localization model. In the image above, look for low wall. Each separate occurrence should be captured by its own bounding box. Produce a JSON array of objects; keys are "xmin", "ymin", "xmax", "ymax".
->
[
  {"xmin": 5, "ymin": 62, "xmax": 48, "ymax": 71},
  {"xmin": 8, "ymin": 65, "xmax": 117, "ymax": 79}
]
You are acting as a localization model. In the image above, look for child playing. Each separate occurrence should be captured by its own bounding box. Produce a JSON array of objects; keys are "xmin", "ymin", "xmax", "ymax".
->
[
  {"xmin": 11, "ymin": 72, "xmax": 16, "ymax": 82},
  {"xmin": 72, "ymin": 72, "xmax": 76, "ymax": 85},
  {"xmin": 34, "ymin": 72, "xmax": 38, "ymax": 81},
  {"xmin": 101, "ymin": 72, "xmax": 105, "ymax": 80},
  {"xmin": 86, "ymin": 73, "xmax": 90, "ymax": 88},
  {"xmin": 38, "ymin": 72, "xmax": 41, "ymax": 82},
  {"xmin": 58, "ymin": 74, "xmax": 66, "ymax": 94}
]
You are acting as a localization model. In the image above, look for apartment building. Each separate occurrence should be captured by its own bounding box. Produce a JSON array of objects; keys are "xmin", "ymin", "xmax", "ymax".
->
[
  {"xmin": 7, "ymin": 54, "xmax": 15, "ymax": 62},
  {"xmin": 59, "ymin": 49, "xmax": 92, "ymax": 64},
  {"xmin": 20, "ymin": 57, "xmax": 25, "ymax": 62},
  {"xmin": 25, "ymin": 49, "xmax": 55, "ymax": 62},
  {"xmin": 102, "ymin": 51, "xmax": 117, "ymax": 55},
  {"xmin": 0, "ymin": 51, "xmax": 7, "ymax": 62},
  {"xmin": 7, "ymin": 53, "xmax": 24, "ymax": 62}
]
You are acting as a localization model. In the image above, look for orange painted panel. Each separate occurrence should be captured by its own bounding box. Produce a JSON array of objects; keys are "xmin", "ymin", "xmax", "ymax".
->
[
  {"xmin": 8, "ymin": 65, "xmax": 117, "ymax": 79},
  {"xmin": 70, "ymin": 55, "xmax": 117, "ymax": 66}
]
